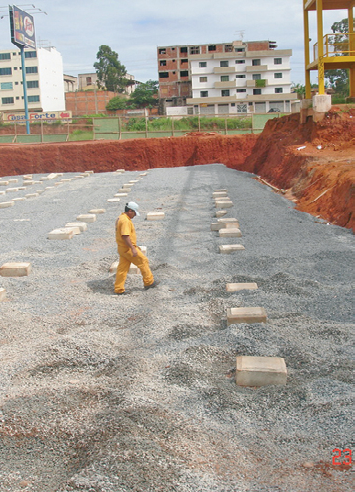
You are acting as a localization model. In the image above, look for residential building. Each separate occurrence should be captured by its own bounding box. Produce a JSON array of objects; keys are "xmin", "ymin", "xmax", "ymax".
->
[
  {"xmin": 64, "ymin": 74, "xmax": 77, "ymax": 92},
  {"xmin": 0, "ymin": 46, "xmax": 65, "ymax": 113},
  {"xmin": 78, "ymin": 72, "xmax": 136, "ymax": 94},
  {"xmin": 157, "ymin": 40, "xmax": 298, "ymax": 114}
]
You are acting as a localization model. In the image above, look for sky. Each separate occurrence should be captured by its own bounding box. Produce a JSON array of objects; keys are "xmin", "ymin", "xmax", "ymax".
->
[{"xmin": 0, "ymin": 1, "xmax": 349, "ymax": 85}]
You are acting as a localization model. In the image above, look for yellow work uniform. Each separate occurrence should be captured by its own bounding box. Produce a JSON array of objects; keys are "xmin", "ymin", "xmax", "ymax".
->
[{"xmin": 114, "ymin": 212, "xmax": 154, "ymax": 293}]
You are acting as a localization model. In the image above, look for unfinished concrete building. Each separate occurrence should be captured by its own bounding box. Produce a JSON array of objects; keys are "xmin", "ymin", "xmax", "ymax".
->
[{"xmin": 157, "ymin": 40, "xmax": 297, "ymax": 115}]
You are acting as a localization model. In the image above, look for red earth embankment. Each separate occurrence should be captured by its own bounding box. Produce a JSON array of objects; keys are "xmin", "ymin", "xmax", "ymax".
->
[
  {"xmin": 240, "ymin": 111, "xmax": 355, "ymax": 231},
  {"xmin": 0, "ymin": 110, "xmax": 354, "ymax": 231}
]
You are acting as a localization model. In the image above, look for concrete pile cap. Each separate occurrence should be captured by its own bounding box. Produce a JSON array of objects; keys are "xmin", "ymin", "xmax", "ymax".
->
[
  {"xmin": 89, "ymin": 209, "xmax": 106, "ymax": 214},
  {"xmin": 109, "ymin": 261, "xmax": 119, "ymax": 273},
  {"xmin": 219, "ymin": 244, "xmax": 245, "ymax": 253},
  {"xmin": 115, "ymin": 193, "xmax": 128, "ymax": 197},
  {"xmin": 236, "ymin": 356, "xmax": 287, "ymax": 387},
  {"xmin": 22, "ymin": 181, "xmax": 34, "ymax": 186},
  {"xmin": 0, "ymin": 181, "xmax": 9, "ymax": 186},
  {"xmin": 219, "ymin": 228, "xmax": 242, "ymax": 237},
  {"xmin": 65, "ymin": 222, "xmax": 88, "ymax": 232},
  {"xmin": 226, "ymin": 282, "xmax": 258, "ymax": 292},
  {"xmin": 6, "ymin": 188, "xmax": 19, "ymax": 192},
  {"xmin": 216, "ymin": 201, "xmax": 233, "ymax": 208},
  {"xmin": 0, "ymin": 262, "xmax": 32, "ymax": 277},
  {"xmin": 47, "ymin": 228, "xmax": 75, "ymax": 240},
  {"xmin": 8, "ymin": 178, "xmax": 18, "ymax": 183},
  {"xmin": 0, "ymin": 288, "xmax": 6, "ymax": 301},
  {"xmin": 146, "ymin": 212, "xmax": 165, "ymax": 220},
  {"xmin": 0, "ymin": 201, "xmax": 15, "ymax": 208},
  {"xmin": 107, "ymin": 198, "xmax": 121, "ymax": 202},
  {"xmin": 227, "ymin": 307, "xmax": 267, "ymax": 325},
  {"xmin": 76, "ymin": 214, "xmax": 96, "ymax": 223}
]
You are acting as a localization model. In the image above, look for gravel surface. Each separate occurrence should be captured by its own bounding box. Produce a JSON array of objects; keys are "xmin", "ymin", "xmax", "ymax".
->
[{"xmin": 0, "ymin": 164, "xmax": 353, "ymax": 492}]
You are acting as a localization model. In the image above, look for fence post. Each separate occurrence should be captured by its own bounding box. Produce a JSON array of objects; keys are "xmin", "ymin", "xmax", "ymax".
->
[
  {"xmin": 225, "ymin": 117, "xmax": 227, "ymax": 135},
  {"xmin": 198, "ymin": 114, "xmax": 201, "ymax": 132},
  {"xmin": 119, "ymin": 117, "xmax": 122, "ymax": 140},
  {"xmin": 41, "ymin": 120, "xmax": 44, "ymax": 143},
  {"xmin": 145, "ymin": 117, "xmax": 148, "ymax": 138},
  {"xmin": 171, "ymin": 117, "xmax": 174, "ymax": 137}
]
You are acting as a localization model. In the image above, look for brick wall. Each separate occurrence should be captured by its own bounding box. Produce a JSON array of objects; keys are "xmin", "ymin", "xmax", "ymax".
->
[{"xmin": 65, "ymin": 90, "xmax": 120, "ymax": 116}]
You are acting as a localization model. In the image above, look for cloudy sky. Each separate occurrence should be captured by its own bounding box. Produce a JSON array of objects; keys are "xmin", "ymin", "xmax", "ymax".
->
[{"xmin": 0, "ymin": 1, "xmax": 348, "ymax": 84}]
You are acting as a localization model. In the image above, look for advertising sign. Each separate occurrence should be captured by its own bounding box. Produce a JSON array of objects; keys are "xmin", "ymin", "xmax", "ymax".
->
[
  {"xmin": 9, "ymin": 5, "xmax": 36, "ymax": 49},
  {"xmin": 2, "ymin": 111, "xmax": 72, "ymax": 123}
]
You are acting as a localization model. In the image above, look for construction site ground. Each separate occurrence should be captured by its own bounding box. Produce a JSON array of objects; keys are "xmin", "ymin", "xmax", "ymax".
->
[{"xmin": 0, "ymin": 109, "xmax": 353, "ymax": 492}]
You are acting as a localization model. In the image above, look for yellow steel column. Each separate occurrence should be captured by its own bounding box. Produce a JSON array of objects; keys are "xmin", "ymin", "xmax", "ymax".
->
[
  {"xmin": 349, "ymin": 6, "xmax": 355, "ymax": 98},
  {"xmin": 304, "ymin": 5, "xmax": 312, "ymax": 98},
  {"xmin": 316, "ymin": 0, "xmax": 325, "ymax": 94}
]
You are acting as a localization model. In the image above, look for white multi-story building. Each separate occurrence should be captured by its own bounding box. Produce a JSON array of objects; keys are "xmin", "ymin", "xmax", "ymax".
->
[
  {"xmin": 160, "ymin": 40, "xmax": 298, "ymax": 115},
  {"xmin": 0, "ymin": 46, "xmax": 65, "ymax": 113}
]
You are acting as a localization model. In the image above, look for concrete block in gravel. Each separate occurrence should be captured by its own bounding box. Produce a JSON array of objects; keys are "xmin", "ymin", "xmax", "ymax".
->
[
  {"xmin": 212, "ymin": 191, "xmax": 228, "ymax": 197},
  {"xmin": 129, "ymin": 264, "xmax": 139, "ymax": 274},
  {"xmin": 66, "ymin": 222, "xmax": 88, "ymax": 232},
  {"xmin": 109, "ymin": 261, "xmax": 119, "ymax": 273},
  {"xmin": 0, "ymin": 262, "xmax": 32, "ymax": 277},
  {"xmin": 64, "ymin": 226, "xmax": 81, "ymax": 235},
  {"xmin": 123, "ymin": 183, "xmax": 133, "ymax": 188},
  {"xmin": 12, "ymin": 197, "xmax": 26, "ymax": 202},
  {"xmin": 76, "ymin": 214, "xmax": 96, "ymax": 223},
  {"xmin": 211, "ymin": 221, "xmax": 239, "ymax": 231},
  {"xmin": 8, "ymin": 178, "xmax": 18, "ymax": 183},
  {"xmin": 226, "ymin": 283, "xmax": 258, "ymax": 292},
  {"xmin": 236, "ymin": 356, "xmax": 287, "ymax": 387},
  {"xmin": 129, "ymin": 180, "xmax": 139, "ymax": 183},
  {"xmin": 219, "ymin": 244, "xmax": 245, "ymax": 253},
  {"xmin": 89, "ymin": 209, "xmax": 106, "ymax": 214},
  {"xmin": 118, "ymin": 188, "xmax": 130, "ymax": 193},
  {"xmin": 227, "ymin": 307, "xmax": 267, "ymax": 325},
  {"xmin": 22, "ymin": 180, "xmax": 34, "ymax": 186},
  {"xmin": 115, "ymin": 193, "xmax": 128, "ymax": 197},
  {"xmin": 47, "ymin": 228, "xmax": 75, "ymax": 240},
  {"xmin": 6, "ymin": 187, "xmax": 19, "ymax": 192},
  {"xmin": 85, "ymin": 170, "xmax": 94, "ymax": 174},
  {"xmin": 216, "ymin": 210, "xmax": 227, "ymax": 217},
  {"xmin": 140, "ymin": 172, "xmax": 147, "ymax": 176},
  {"xmin": 0, "ymin": 181, "xmax": 9, "ymax": 186},
  {"xmin": 107, "ymin": 198, "xmax": 121, "ymax": 203},
  {"xmin": 218, "ymin": 217, "xmax": 239, "ymax": 223},
  {"xmin": 0, "ymin": 191, "xmax": 5, "ymax": 195},
  {"xmin": 214, "ymin": 196, "xmax": 230, "ymax": 202},
  {"xmin": 147, "ymin": 212, "xmax": 165, "ymax": 220},
  {"xmin": 214, "ymin": 188, "xmax": 227, "ymax": 192},
  {"xmin": 115, "ymin": 168, "xmax": 125, "ymax": 173},
  {"xmin": 47, "ymin": 173, "xmax": 58, "ymax": 180},
  {"xmin": 216, "ymin": 200, "xmax": 233, "ymax": 208},
  {"xmin": 23, "ymin": 174, "xmax": 32, "ymax": 179},
  {"xmin": 0, "ymin": 288, "xmax": 6, "ymax": 301},
  {"xmin": 219, "ymin": 227, "xmax": 242, "ymax": 238},
  {"xmin": 25, "ymin": 193, "xmax": 39, "ymax": 199},
  {"xmin": 0, "ymin": 201, "xmax": 15, "ymax": 208}
]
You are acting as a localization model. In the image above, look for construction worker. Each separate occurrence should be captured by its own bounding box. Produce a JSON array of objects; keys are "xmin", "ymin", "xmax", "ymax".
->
[{"xmin": 114, "ymin": 201, "xmax": 158, "ymax": 295}]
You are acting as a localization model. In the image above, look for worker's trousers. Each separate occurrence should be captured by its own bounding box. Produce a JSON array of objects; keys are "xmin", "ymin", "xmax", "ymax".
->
[{"xmin": 114, "ymin": 247, "xmax": 154, "ymax": 293}]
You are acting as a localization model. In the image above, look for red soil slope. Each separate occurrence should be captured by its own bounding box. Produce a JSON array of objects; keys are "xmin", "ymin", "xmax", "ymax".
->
[
  {"xmin": 241, "ymin": 110, "xmax": 355, "ymax": 231},
  {"xmin": 0, "ymin": 110, "xmax": 354, "ymax": 231}
]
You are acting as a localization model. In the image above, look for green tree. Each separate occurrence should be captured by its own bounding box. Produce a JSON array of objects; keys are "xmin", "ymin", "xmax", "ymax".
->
[
  {"xmin": 128, "ymin": 80, "xmax": 158, "ymax": 108},
  {"xmin": 94, "ymin": 45, "xmax": 129, "ymax": 93},
  {"xmin": 106, "ymin": 96, "xmax": 127, "ymax": 111},
  {"xmin": 291, "ymin": 83, "xmax": 306, "ymax": 99}
]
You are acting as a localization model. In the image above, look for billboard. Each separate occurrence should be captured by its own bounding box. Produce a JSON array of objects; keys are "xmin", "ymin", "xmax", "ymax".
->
[{"xmin": 9, "ymin": 5, "xmax": 36, "ymax": 49}]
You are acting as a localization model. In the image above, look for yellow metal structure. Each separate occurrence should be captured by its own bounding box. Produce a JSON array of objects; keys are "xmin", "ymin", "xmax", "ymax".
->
[{"xmin": 303, "ymin": 0, "xmax": 355, "ymax": 98}]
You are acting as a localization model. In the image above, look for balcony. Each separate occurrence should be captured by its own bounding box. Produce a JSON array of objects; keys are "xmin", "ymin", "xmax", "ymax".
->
[
  {"xmin": 213, "ymin": 66, "xmax": 237, "ymax": 74},
  {"xmin": 246, "ymin": 65, "xmax": 268, "ymax": 72},
  {"xmin": 311, "ymin": 32, "xmax": 355, "ymax": 68}
]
